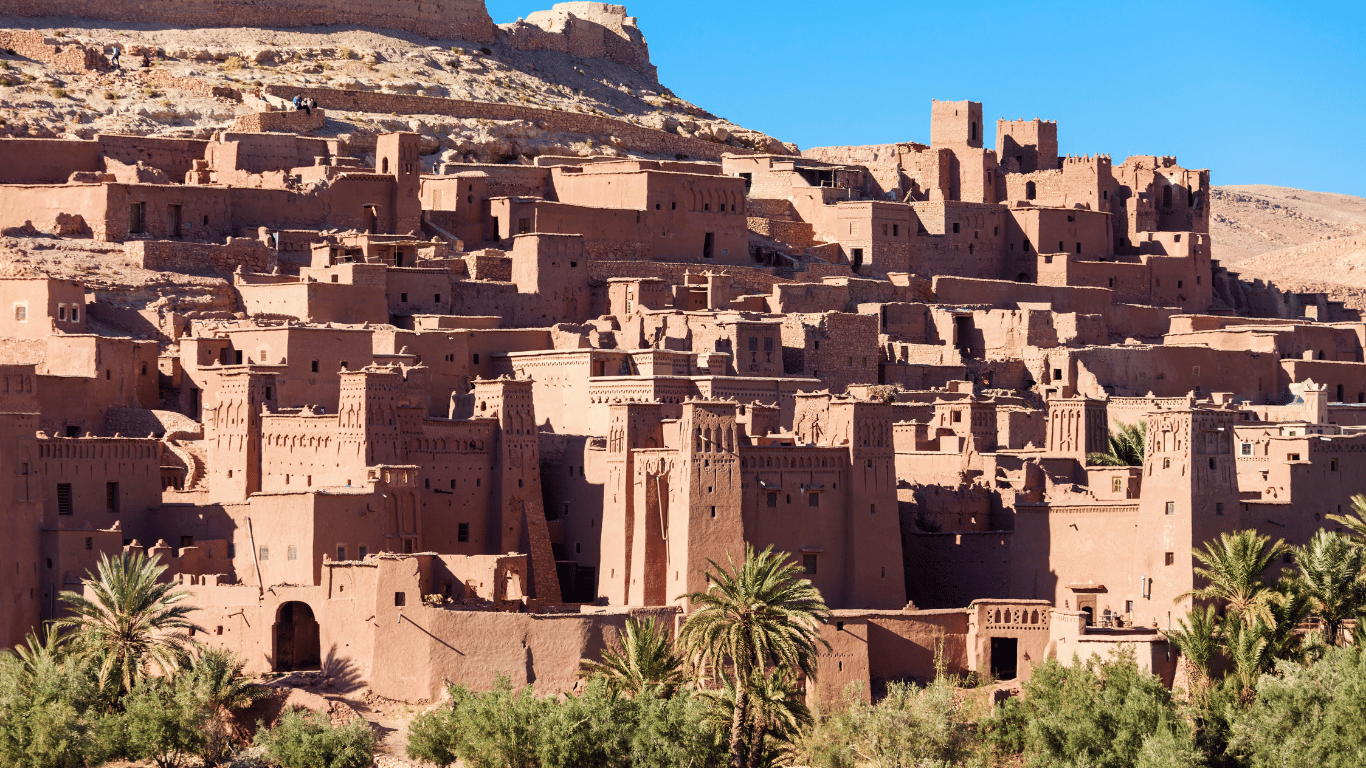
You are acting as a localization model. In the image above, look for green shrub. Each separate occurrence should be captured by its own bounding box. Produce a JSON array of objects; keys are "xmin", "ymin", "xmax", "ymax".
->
[
  {"xmin": 983, "ymin": 648, "xmax": 1194, "ymax": 768},
  {"xmin": 50, "ymin": 87, "xmax": 67, "ymax": 99},
  {"xmin": 407, "ymin": 677, "xmax": 723, "ymax": 768},
  {"xmin": 0, "ymin": 631, "xmax": 109, "ymax": 768},
  {"xmin": 255, "ymin": 709, "xmax": 375, "ymax": 768},
  {"xmin": 1227, "ymin": 646, "xmax": 1366, "ymax": 767},
  {"xmin": 120, "ymin": 678, "xmax": 210, "ymax": 768}
]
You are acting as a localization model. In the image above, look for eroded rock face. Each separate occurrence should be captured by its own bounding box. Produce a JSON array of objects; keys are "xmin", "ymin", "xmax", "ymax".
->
[{"xmin": 502, "ymin": 2, "xmax": 657, "ymax": 79}]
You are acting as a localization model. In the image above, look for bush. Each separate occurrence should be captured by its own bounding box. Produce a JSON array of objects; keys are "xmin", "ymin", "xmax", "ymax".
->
[
  {"xmin": 407, "ymin": 677, "xmax": 723, "ymax": 768},
  {"xmin": 1227, "ymin": 646, "xmax": 1366, "ymax": 767},
  {"xmin": 50, "ymin": 88, "xmax": 66, "ymax": 99},
  {"xmin": 0, "ymin": 633, "xmax": 109, "ymax": 768},
  {"xmin": 984, "ymin": 648, "xmax": 1194, "ymax": 768},
  {"xmin": 120, "ymin": 677, "xmax": 210, "ymax": 768},
  {"xmin": 223, "ymin": 56, "xmax": 245, "ymax": 70},
  {"xmin": 255, "ymin": 709, "xmax": 375, "ymax": 768}
]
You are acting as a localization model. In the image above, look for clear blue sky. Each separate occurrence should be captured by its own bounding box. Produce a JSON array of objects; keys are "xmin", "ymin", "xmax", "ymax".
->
[{"xmin": 487, "ymin": 0, "xmax": 1366, "ymax": 197}]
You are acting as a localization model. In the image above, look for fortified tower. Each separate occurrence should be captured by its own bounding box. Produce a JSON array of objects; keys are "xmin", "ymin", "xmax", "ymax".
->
[
  {"xmin": 1136, "ymin": 409, "xmax": 1239, "ymax": 627},
  {"xmin": 473, "ymin": 377, "xmax": 562, "ymax": 603},
  {"xmin": 669, "ymin": 401, "xmax": 745, "ymax": 607},
  {"xmin": 1045, "ymin": 395, "xmax": 1110, "ymax": 460},
  {"xmin": 0, "ymin": 366, "xmax": 40, "ymax": 647},
  {"xmin": 997, "ymin": 118, "xmax": 1059, "ymax": 173},
  {"xmin": 826, "ymin": 399, "xmax": 906, "ymax": 608},
  {"xmin": 377, "ymin": 132, "xmax": 422, "ymax": 235},
  {"xmin": 599, "ymin": 401, "xmax": 664, "ymax": 605},
  {"xmin": 931, "ymin": 99, "xmax": 985, "ymax": 149},
  {"xmin": 206, "ymin": 368, "xmax": 277, "ymax": 502}
]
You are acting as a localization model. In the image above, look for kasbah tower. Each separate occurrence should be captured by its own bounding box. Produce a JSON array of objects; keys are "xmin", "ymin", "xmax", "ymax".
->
[{"xmin": 0, "ymin": 0, "xmax": 1354, "ymax": 705}]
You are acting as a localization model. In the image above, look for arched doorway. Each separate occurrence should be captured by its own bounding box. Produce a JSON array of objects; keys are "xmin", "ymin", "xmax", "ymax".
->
[{"xmin": 274, "ymin": 602, "xmax": 321, "ymax": 672}]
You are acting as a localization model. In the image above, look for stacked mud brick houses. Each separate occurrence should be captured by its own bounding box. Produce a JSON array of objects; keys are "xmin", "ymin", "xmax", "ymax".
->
[{"xmin": 2, "ymin": 83, "xmax": 1363, "ymax": 703}]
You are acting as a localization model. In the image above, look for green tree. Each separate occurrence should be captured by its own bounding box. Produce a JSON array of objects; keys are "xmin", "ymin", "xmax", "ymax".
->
[
  {"xmin": 1227, "ymin": 646, "xmax": 1366, "ymax": 767},
  {"xmin": 178, "ymin": 648, "xmax": 270, "ymax": 764},
  {"xmin": 701, "ymin": 670, "xmax": 811, "ymax": 768},
  {"xmin": 1326, "ymin": 493, "xmax": 1366, "ymax": 542},
  {"xmin": 1167, "ymin": 605, "xmax": 1223, "ymax": 708},
  {"xmin": 406, "ymin": 678, "xmax": 546, "ymax": 768},
  {"xmin": 1284, "ymin": 529, "xmax": 1366, "ymax": 646},
  {"xmin": 54, "ymin": 552, "xmax": 203, "ymax": 696},
  {"xmin": 578, "ymin": 616, "xmax": 686, "ymax": 698},
  {"xmin": 0, "ymin": 628, "xmax": 106, "ymax": 768},
  {"xmin": 984, "ymin": 648, "xmax": 1196, "ymax": 768},
  {"xmin": 1086, "ymin": 420, "xmax": 1146, "ymax": 467},
  {"xmin": 120, "ymin": 676, "xmax": 211, "ymax": 768},
  {"xmin": 836, "ymin": 676, "xmax": 984, "ymax": 768},
  {"xmin": 254, "ymin": 708, "xmax": 375, "ymax": 768},
  {"xmin": 677, "ymin": 544, "xmax": 831, "ymax": 768},
  {"xmin": 1224, "ymin": 618, "xmax": 1275, "ymax": 703},
  {"xmin": 1177, "ymin": 530, "xmax": 1288, "ymax": 628}
]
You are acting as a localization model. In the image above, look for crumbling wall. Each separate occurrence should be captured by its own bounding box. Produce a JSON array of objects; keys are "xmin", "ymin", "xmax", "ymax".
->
[
  {"xmin": 230, "ymin": 109, "xmax": 327, "ymax": 135},
  {"xmin": 5, "ymin": 0, "xmax": 496, "ymax": 44},
  {"xmin": 261, "ymin": 85, "xmax": 759, "ymax": 161},
  {"xmin": 125, "ymin": 239, "xmax": 277, "ymax": 274},
  {"xmin": 0, "ymin": 30, "xmax": 105, "ymax": 73},
  {"xmin": 502, "ymin": 2, "xmax": 656, "ymax": 77}
]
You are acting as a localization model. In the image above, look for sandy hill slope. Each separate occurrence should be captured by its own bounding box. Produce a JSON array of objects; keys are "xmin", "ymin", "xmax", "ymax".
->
[
  {"xmin": 1227, "ymin": 235, "xmax": 1366, "ymax": 310},
  {"xmin": 1210, "ymin": 184, "xmax": 1366, "ymax": 264}
]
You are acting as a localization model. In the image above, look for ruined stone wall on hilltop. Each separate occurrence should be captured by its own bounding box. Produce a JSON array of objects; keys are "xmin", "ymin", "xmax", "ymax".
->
[{"xmin": 6, "ymin": 0, "xmax": 495, "ymax": 44}]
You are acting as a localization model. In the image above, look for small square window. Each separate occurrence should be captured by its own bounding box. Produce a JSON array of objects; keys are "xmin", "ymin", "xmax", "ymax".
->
[
  {"xmin": 1112, "ymin": 477, "xmax": 1123, "ymax": 493},
  {"xmin": 1163, "ymin": 458, "xmax": 1171, "ymax": 469},
  {"xmin": 311, "ymin": 360, "xmax": 319, "ymax": 372},
  {"xmin": 1165, "ymin": 501, "xmax": 1175, "ymax": 515},
  {"xmin": 767, "ymin": 492, "xmax": 777, "ymax": 508},
  {"xmin": 1241, "ymin": 442, "xmax": 1253, "ymax": 456},
  {"xmin": 803, "ymin": 554, "xmax": 818, "ymax": 574},
  {"xmin": 259, "ymin": 546, "xmax": 270, "ymax": 561},
  {"xmin": 337, "ymin": 546, "xmax": 347, "ymax": 561},
  {"xmin": 1216, "ymin": 503, "xmax": 1224, "ymax": 516},
  {"xmin": 809, "ymin": 493, "xmax": 819, "ymax": 508},
  {"xmin": 358, "ymin": 545, "xmax": 368, "ymax": 558},
  {"xmin": 395, "ymin": 592, "xmax": 406, "ymax": 607},
  {"xmin": 1331, "ymin": 459, "xmax": 1339, "ymax": 471},
  {"xmin": 1165, "ymin": 552, "xmax": 1175, "ymax": 566},
  {"xmin": 458, "ymin": 523, "xmax": 469, "ymax": 542},
  {"xmin": 14, "ymin": 304, "xmax": 27, "ymax": 322},
  {"xmin": 287, "ymin": 545, "xmax": 298, "ymax": 561},
  {"xmin": 1208, "ymin": 457, "xmax": 1216, "ymax": 470}
]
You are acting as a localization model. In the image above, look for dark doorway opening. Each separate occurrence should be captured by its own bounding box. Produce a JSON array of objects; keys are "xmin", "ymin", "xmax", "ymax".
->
[
  {"xmin": 851, "ymin": 248, "xmax": 864, "ymax": 271},
  {"xmin": 990, "ymin": 637, "xmax": 1018, "ymax": 680},
  {"xmin": 274, "ymin": 602, "xmax": 321, "ymax": 672},
  {"xmin": 168, "ymin": 204, "xmax": 182, "ymax": 238},
  {"xmin": 703, "ymin": 232, "xmax": 715, "ymax": 259}
]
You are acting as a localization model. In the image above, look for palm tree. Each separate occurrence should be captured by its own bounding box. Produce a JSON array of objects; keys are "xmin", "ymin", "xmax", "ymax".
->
[
  {"xmin": 1176, "ymin": 530, "xmax": 1288, "ymax": 628},
  {"xmin": 54, "ymin": 551, "xmax": 203, "ymax": 696},
  {"xmin": 678, "ymin": 544, "xmax": 831, "ymax": 768},
  {"xmin": 1326, "ymin": 493, "xmax": 1366, "ymax": 542},
  {"xmin": 1283, "ymin": 529, "xmax": 1366, "ymax": 645},
  {"xmin": 702, "ymin": 669, "xmax": 812, "ymax": 768},
  {"xmin": 1223, "ymin": 617, "xmax": 1273, "ymax": 704},
  {"xmin": 180, "ymin": 647, "xmax": 269, "ymax": 764},
  {"xmin": 1086, "ymin": 420, "xmax": 1146, "ymax": 467},
  {"xmin": 1166, "ymin": 605, "xmax": 1221, "ymax": 707},
  {"xmin": 578, "ymin": 615, "xmax": 686, "ymax": 698}
]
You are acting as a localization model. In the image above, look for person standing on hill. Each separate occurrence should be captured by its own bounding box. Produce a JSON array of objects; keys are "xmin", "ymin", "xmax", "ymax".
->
[{"xmin": 109, "ymin": 45, "xmax": 121, "ymax": 71}]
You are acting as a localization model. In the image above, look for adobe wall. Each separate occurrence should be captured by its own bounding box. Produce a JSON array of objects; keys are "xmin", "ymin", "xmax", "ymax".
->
[
  {"xmin": 126, "ymin": 239, "xmax": 277, "ymax": 274},
  {"xmin": 230, "ymin": 109, "xmax": 327, "ymax": 135},
  {"xmin": 260, "ymin": 85, "xmax": 755, "ymax": 162},
  {"xmin": 5, "ymin": 0, "xmax": 497, "ymax": 44},
  {"xmin": 0, "ymin": 29, "xmax": 105, "ymax": 73}
]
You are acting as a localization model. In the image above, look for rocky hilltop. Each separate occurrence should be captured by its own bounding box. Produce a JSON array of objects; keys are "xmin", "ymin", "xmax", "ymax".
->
[{"xmin": 0, "ymin": 3, "xmax": 790, "ymax": 162}]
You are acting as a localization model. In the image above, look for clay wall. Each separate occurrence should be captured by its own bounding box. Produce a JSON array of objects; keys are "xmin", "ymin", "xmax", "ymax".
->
[
  {"xmin": 0, "ymin": 29, "xmax": 105, "ymax": 73},
  {"xmin": 0, "ymin": 385, "xmax": 42, "ymax": 647},
  {"xmin": 0, "ymin": 278, "xmax": 87, "ymax": 339},
  {"xmin": 230, "ymin": 109, "xmax": 327, "ymax": 135},
  {"xmin": 261, "ymin": 86, "xmax": 754, "ymax": 162},
  {"xmin": 0, "ymin": 184, "xmax": 112, "ymax": 240},
  {"xmin": 35, "ymin": 438, "xmax": 162, "ymax": 528},
  {"xmin": 6, "ymin": 0, "xmax": 496, "ymax": 44},
  {"xmin": 126, "ymin": 238, "xmax": 277, "ymax": 274},
  {"xmin": 235, "ymin": 280, "xmax": 389, "ymax": 325},
  {"xmin": 1032, "ymin": 345, "xmax": 1281, "ymax": 402},
  {"xmin": 780, "ymin": 312, "xmax": 880, "ymax": 395}
]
